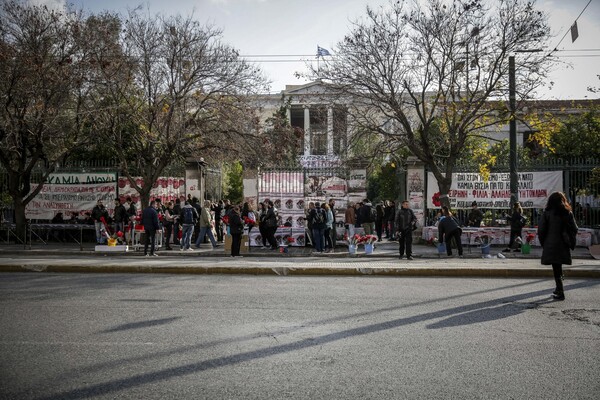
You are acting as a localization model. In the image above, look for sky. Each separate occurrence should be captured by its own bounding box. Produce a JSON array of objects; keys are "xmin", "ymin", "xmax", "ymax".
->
[{"xmin": 31, "ymin": 0, "xmax": 600, "ymax": 99}]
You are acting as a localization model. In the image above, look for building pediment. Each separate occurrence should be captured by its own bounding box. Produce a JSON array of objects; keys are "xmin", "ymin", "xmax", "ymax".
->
[{"xmin": 283, "ymin": 81, "xmax": 332, "ymax": 95}]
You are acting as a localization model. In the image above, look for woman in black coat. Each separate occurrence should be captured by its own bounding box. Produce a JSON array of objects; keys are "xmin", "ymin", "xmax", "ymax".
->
[
  {"xmin": 538, "ymin": 192, "xmax": 578, "ymax": 300},
  {"xmin": 229, "ymin": 205, "xmax": 244, "ymax": 257}
]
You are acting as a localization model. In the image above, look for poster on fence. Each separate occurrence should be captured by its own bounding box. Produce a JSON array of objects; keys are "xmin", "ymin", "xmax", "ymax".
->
[
  {"xmin": 118, "ymin": 177, "xmax": 185, "ymax": 211},
  {"xmin": 426, "ymin": 171, "xmax": 563, "ymax": 209},
  {"xmin": 26, "ymin": 173, "xmax": 117, "ymax": 220}
]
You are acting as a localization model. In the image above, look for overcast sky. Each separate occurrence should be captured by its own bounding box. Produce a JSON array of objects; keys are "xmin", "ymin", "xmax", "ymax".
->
[{"xmin": 33, "ymin": 0, "xmax": 600, "ymax": 99}]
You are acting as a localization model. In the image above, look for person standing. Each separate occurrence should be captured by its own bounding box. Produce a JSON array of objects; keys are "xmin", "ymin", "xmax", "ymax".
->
[
  {"xmin": 375, "ymin": 204, "xmax": 384, "ymax": 242},
  {"xmin": 438, "ymin": 206, "xmax": 463, "ymax": 258},
  {"xmin": 359, "ymin": 199, "xmax": 374, "ymax": 235},
  {"xmin": 310, "ymin": 202, "xmax": 327, "ymax": 254},
  {"xmin": 212, "ymin": 200, "xmax": 224, "ymax": 242},
  {"xmin": 91, "ymin": 200, "xmax": 109, "ymax": 244},
  {"xmin": 344, "ymin": 202, "xmax": 356, "ymax": 238},
  {"xmin": 172, "ymin": 197, "xmax": 182, "ymax": 246},
  {"xmin": 395, "ymin": 200, "xmax": 417, "ymax": 260},
  {"xmin": 504, "ymin": 202, "xmax": 526, "ymax": 252},
  {"xmin": 328, "ymin": 199, "xmax": 337, "ymax": 249},
  {"xmin": 257, "ymin": 202, "xmax": 268, "ymax": 249},
  {"xmin": 467, "ymin": 201, "xmax": 484, "ymax": 227},
  {"xmin": 113, "ymin": 199, "xmax": 127, "ymax": 235},
  {"xmin": 142, "ymin": 200, "xmax": 160, "ymax": 257},
  {"xmin": 196, "ymin": 200, "xmax": 218, "ymax": 249},
  {"xmin": 538, "ymin": 192, "xmax": 578, "ymax": 300},
  {"xmin": 179, "ymin": 200, "xmax": 198, "ymax": 251},
  {"xmin": 229, "ymin": 205, "xmax": 244, "ymax": 257},
  {"xmin": 387, "ymin": 200, "xmax": 397, "ymax": 240},
  {"xmin": 263, "ymin": 201, "xmax": 279, "ymax": 250},
  {"xmin": 163, "ymin": 201, "xmax": 176, "ymax": 250},
  {"xmin": 324, "ymin": 203, "xmax": 334, "ymax": 253}
]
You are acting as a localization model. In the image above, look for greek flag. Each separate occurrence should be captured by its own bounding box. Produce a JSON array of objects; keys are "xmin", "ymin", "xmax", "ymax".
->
[{"xmin": 317, "ymin": 46, "xmax": 331, "ymax": 57}]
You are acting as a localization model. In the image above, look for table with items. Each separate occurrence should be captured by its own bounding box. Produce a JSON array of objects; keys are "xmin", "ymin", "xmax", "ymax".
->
[{"xmin": 422, "ymin": 226, "xmax": 594, "ymax": 248}]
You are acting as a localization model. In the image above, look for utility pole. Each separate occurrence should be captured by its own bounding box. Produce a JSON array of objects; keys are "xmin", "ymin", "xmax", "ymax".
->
[
  {"xmin": 509, "ymin": 50, "xmax": 541, "ymax": 208},
  {"xmin": 509, "ymin": 55, "xmax": 518, "ymax": 207}
]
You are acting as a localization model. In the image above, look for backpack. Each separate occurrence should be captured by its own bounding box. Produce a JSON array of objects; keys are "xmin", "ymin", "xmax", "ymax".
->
[
  {"xmin": 313, "ymin": 209, "xmax": 325, "ymax": 225},
  {"xmin": 183, "ymin": 207, "xmax": 194, "ymax": 225}
]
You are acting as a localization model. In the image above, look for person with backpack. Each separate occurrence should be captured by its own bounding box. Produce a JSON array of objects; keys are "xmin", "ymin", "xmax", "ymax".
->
[
  {"xmin": 179, "ymin": 200, "xmax": 198, "ymax": 251},
  {"xmin": 310, "ymin": 202, "xmax": 327, "ymax": 254}
]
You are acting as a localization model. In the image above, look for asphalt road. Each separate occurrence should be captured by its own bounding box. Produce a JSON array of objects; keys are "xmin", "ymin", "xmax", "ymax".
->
[{"xmin": 1, "ymin": 273, "xmax": 599, "ymax": 399}]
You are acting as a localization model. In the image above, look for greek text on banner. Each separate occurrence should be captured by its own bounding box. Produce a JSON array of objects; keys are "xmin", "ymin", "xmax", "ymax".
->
[{"xmin": 426, "ymin": 171, "xmax": 563, "ymax": 209}]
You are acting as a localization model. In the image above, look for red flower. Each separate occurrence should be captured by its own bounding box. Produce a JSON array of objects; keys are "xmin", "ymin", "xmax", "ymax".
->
[
  {"xmin": 432, "ymin": 192, "xmax": 441, "ymax": 207},
  {"xmin": 525, "ymin": 233, "xmax": 536, "ymax": 244},
  {"xmin": 222, "ymin": 215, "xmax": 230, "ymax": 225},
  {"xmin": 286, "ymin": 237, "xmax": 296, "ymax": 243}
]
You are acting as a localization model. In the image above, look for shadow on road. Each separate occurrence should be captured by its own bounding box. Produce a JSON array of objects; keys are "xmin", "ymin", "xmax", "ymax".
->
[{"xmin": 36, "ymin": 278, "xmax": 600, "ymax": 400}]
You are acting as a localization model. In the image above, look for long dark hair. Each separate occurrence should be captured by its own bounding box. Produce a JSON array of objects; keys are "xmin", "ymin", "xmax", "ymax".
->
[{"xmin": 545, "ymin": 192, "xmax": 572, "ymax": 215}]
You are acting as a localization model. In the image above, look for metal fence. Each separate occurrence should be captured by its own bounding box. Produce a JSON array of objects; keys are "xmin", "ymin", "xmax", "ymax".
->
[{"xmin": 426, "ymin": 158, "xmax": 600, "ymax": 229}]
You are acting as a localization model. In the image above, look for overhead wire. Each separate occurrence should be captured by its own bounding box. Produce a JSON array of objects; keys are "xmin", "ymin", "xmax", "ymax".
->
[{"xmin": 547, "ymin": 0, "xmax": 593, "ymax": 57}]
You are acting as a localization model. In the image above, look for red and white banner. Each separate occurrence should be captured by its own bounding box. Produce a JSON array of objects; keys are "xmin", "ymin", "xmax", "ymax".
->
[
  {"xmin": 427, "ymin": 171, "xmax": 563, "ymax": 209},
  {"xmin": 26, "ymin": 173, "xmax": 117, "ymax": 219}
]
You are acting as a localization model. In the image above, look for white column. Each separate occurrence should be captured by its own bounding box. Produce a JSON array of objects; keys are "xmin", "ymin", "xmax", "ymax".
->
[
  {"xmin": 327, "ymin": 106, "xmax": 334, "ymax": 155},
  {"xmin": 303, "ymin": 106, "xmax": 311, "ymax": 156}
]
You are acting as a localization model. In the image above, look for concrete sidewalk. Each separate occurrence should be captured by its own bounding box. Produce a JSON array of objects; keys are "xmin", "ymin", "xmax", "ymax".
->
[{"xmin": 0, "ymin": 240, "xmax": 599, "ymax": 278}]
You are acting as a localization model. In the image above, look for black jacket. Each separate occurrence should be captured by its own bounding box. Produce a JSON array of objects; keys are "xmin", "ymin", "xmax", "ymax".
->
[
  {"xmin": 141, "ymin": 206, "xmax": 160, "ymax": 232},
  {"xmin": 114, "ymin": 204, "xmax": 127, "ymax": 224},
  {"xmin": 309, "ymin": 207, "xmax": 327, "ymax": 229},
  {"xmin": 438, "ymin": 216, "xmax": 461, "ymax": 244},
  {"xmin": 538, "ymin": 210, "xmax": 578, "ymax": 265},
  {"xmin": 395, "ymin": 207, "xmax": 416, "ymax": 231},
  {"xmin": 229, "ymin": 212, "xmax": 244, "ymax": 235}
]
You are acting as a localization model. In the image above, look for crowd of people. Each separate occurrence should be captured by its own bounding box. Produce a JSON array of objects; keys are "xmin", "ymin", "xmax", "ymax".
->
[{"xmin": 47, "ymin": 190, "xmax": 580, "ymax": 300}]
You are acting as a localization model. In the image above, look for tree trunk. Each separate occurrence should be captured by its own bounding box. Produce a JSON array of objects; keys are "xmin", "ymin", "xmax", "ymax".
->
[
  {"xmin": 13, "ymin": 198, "xmax": 27, "ymax": 243},
  {"xmin": 437, "ymin": 178, "xmax": 452, "ymax": 209}
]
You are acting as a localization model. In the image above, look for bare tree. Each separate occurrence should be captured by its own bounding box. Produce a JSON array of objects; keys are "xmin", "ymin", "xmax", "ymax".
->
[
  {"xmin": 313, "ymin": 0, "xmax": 552, "ymax": 207},
  {"xmin": 0, "ymin": 1, "xmax": 97, "ymax": 239},
  {"xmin": 93, "ymin": 11, "xmax": 268, "ymax": 207}
]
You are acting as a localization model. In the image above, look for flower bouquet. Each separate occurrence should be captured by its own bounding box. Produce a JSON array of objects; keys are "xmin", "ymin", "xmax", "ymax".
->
[
  {"xmin": 221, "ymin": 215, "xmax": 230, "ymax": 225},
  {"xmin": 525, "ymin": 233, "xmax": 536, "ymax": 244},
  {"xmin": 243, "ymin": 216, "xmax": 255, "ymax": 227},
  {"xmin": 347, "ymin": 234, "xmax": 362, "ymax": 246},
  {"xmin": 360, "ymin": 235, "xmax": 378, "ymax": 245},
  {"xmin": 359, "ymin": 234, "xmax": 377, "ymax": 254},
  {"xmin": 520, "ymin": 233, "xmax": 536, "ymax": 254}
]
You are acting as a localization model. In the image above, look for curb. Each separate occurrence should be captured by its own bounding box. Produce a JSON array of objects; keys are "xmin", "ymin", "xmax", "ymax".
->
[{"xmin": 2, "ymin": 264, "xmax": 599, "ymax": 279}]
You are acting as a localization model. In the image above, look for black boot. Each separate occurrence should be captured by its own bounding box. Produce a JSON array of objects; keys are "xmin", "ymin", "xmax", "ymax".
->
[{"xmin": 551, "ymin": 264, "xmax": 564, "ymax": 299}]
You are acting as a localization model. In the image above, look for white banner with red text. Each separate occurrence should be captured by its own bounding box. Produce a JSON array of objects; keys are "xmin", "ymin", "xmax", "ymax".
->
[{"xmin": 427, "ymin": 171, "xmax": 563, "ymax": 209}]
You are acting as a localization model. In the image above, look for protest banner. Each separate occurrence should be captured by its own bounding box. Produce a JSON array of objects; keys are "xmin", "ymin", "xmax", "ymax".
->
[{"xmin": 426, "ymin": 171, "xmax": 563, "ymax": 209}]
